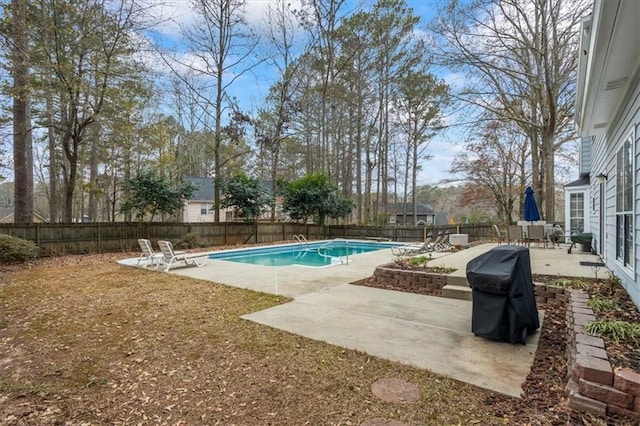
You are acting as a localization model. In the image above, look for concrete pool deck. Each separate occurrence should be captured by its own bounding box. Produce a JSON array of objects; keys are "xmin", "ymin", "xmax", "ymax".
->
[{"xmin": 119, "ymin": 241, "xmax": 606, "ymax": 398}]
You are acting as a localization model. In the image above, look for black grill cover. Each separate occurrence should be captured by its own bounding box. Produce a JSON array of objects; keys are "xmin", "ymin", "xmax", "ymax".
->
[{"xmin": 466, "ymin": 245, "xmax": 540, "ymax": 344}]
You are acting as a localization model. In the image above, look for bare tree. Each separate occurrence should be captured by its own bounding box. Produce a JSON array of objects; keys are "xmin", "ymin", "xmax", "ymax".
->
[
  {"xmin": 451, "ymin": 120, "xmax": 530, "ymax": 223},
  {"xmin": 255, "ymin": 0, "xmax": 303, "ymax": 221},
  {"xmin": 430, "ymin": 0, "xmax": 590, "ymax": 221},
  {"xmin": 393, "ymin": 67, "xmax": 449, "ymax": 224},
  {"xmin": 163, "ymin": 0, "xmax": 260, "ymax": 222},
  {"xmin": 296, "ymin": 0, "xmax": 348, "ymax": 177}
]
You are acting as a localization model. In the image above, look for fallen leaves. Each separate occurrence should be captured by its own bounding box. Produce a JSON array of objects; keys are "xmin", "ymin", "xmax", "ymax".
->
[{"xmin": 0, "ymin": 252, "xmax": 632, "ymax": 425}]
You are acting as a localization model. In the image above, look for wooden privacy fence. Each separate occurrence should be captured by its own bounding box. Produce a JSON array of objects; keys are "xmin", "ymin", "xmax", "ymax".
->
[{"xmin": 0, "ymin": 222, "xmax": 496, "ymax": 256}]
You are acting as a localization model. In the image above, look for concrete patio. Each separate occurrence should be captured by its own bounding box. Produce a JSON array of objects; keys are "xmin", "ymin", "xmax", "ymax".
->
[{"xmin": 120, "ymin": 241, "xmax": 606, "ymax": 398}]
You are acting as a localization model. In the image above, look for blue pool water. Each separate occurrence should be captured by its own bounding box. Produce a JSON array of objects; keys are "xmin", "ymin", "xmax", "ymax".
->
[{"xmin": 208, "ymin": 240, "xmax": 400, "ymax": 267}]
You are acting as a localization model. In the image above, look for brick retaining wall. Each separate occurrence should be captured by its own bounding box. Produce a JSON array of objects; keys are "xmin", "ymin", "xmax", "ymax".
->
[
  {"xmin": 370, "ymin": 264, "xmax": 448, "ymax": 296},
  {"xmin": 372, "ymin": 267, "xmax": 640, "ymax": 421},
  {"xmin": 535, "ymin": 284, "xmax": 640, "ymax": 420},
  {"xmin": 563, "ymin": 289, "xmax": 640, "ymax": 420}
]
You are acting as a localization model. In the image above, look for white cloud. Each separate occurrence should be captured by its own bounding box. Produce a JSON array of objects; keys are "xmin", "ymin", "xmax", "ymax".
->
[
  {"xmin": 441, "ymin": 71, "xmax": 467, "ymax": 91},
  {"xmin": 147, "ymin": 0, "xmax": 303, "ymax": 38},
  {"xmin": 417, "ymin": 135, "xmax": 464, "ymax": 186}
]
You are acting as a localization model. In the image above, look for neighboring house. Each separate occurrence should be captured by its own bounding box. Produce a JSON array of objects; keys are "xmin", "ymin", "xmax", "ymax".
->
[
  {"xmin": 182, "ymin": 177, "xmax": 282, "ymax": 222},
  {"xmin": 0, "ymin": 207, "xmax": 48, "ymax": 223},
  {"xmin": 390, "ymin": 203, "xmax": 441, "ymax": 226},
  {"xmin": 182, "ymin": 177, "xmax": 232, "ymax": 222},
  {"xmin": 573, "ymin": 0, "xmax": 640, "ymax": 305},
  {"xmin": 255, "ymin": 180, "xmax": 284, "ymax": 221}
]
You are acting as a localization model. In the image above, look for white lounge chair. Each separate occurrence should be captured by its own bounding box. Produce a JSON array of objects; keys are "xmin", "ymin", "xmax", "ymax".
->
[
  {"xmin": 136, "ymin": 238, "xmax": 164, "ymax": 268},
  {"xmin": 157, "ymin": 240, "xmax": 208, "ymax": 272},
  {"xmin": 434, "ymin": 234, "xmax": 453, "ymax": 251},
  {"xmin": 391, "ymin": 237, "xmax": 434, "ymax": 256}
]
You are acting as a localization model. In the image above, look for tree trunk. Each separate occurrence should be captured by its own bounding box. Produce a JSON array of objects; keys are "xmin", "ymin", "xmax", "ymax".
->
[
  {"xmin": 46, "ymin": 96, "xmax": 59, "ymax": 223},
  {"xmin": 63, "ymin": 134, "xmax": 80, "ymax": 222},
  {"xmin": 270, "ymin": 142, "xmax": 279, "ymax": 222},
  {"xmin": 543, "ymin": 130, "xmax": 555, "ymax": 221},
  {"xmin": 12, "ymin": 0, "xmax": 33, "ymax": 224},
  {"xmin": 88, "ymin": 124, "xmax": 99, "ymax": 221}
]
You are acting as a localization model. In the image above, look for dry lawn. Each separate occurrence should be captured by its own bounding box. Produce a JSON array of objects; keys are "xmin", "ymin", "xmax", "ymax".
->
[{"xmin": 0, "ymin": 253, "xmax": 578, "ymax": 425}]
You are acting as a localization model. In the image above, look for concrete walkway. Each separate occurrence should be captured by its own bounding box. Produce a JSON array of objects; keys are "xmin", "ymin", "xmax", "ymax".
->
[
  {"xmin": 119, "ymin": 241, "xmax": 606, "ymax": 398},
  {"xmin": 243, "ymin": 283, "xmax": 542, "ymax": 397}
]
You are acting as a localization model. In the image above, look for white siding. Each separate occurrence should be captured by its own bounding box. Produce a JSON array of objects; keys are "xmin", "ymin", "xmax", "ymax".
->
[
  {"xmin": 182, "ymin": 202, "xmax": 230, "ymax": 223},
  {"xmin": 595, "ymin": 72, "xmax": 640, "ymax": 305},
  {"xmin": 580, "ymin": 137, "xmax": 592, "ymax": 175},
  {"xmin": 589, "ymin": 134, "xmax": 607, "ymax": 255}
]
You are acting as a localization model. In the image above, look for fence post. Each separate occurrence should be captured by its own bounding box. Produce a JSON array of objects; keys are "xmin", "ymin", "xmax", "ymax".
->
[{"xmin": 97, "ymin": 222, "xmax": 102, "ymax": 253}]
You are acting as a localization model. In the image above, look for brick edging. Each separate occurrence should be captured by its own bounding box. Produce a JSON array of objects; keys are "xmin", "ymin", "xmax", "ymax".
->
[
  {"xmin": 372, "ymin": 270, "xmax": 640, "ymax": 421},
  {"xmin": 560, "ymin": 288, "xmax": 640, "ymax": 420}
]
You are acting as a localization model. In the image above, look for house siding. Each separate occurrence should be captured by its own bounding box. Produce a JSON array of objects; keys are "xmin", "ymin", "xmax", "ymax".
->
[
  {"xmin": 183, "ymin": 202, "xmax": 217, "ymax": 223},
  {"xmin": 588, "ymin": 134, "xmax": 607, "ymax": 255},
  {"xmin": 596, "ymin": 71, "xmax": 640, "ymax": 306},
  {"xmin": 580, "ymin": 136, "xmax": 592, "ymax": 175}
]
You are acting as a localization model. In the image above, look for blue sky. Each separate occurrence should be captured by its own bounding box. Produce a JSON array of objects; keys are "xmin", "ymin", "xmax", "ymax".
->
[{"xmin": 0, "ymin": 0, "xmax": 462, "ymax": 186}]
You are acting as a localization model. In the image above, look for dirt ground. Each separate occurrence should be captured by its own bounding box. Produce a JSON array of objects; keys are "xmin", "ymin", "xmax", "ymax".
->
[{"xmin": 0, "ymin": 252, "xmax": 637, "ymax": 425}]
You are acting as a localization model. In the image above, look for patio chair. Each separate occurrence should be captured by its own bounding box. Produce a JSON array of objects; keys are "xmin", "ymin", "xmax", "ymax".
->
[
  {"xmin": 427, "ymin": 234, "xmax": 444, "ymax": 250},
  {"xmin": 507, "ymin": 225, "xmax": 523, "ymax": 245},
  {"xmin": 136, "ymin": 239, "xmax": 164, "ymax": 268},
  {"xmin": 527, "ymin": 225, "xmax": 548, "ymax": 248},
  {"xmin": 550, "ymin": 224, "xmax": 569, "ymax": 246},
  {"xmin": 391, "ymin": 237, "xmax": 433, "ymax": 256},
  {"xmin": 434, "ymin": 233, "xmax": 452, "ymax": 251},
  {"xmin": 441, "ymin": 234, "xmax": 455, "ymax": 250},
  {"xmin": 157, "ymin": 240, "xmax": 208, "ymax": 272}
]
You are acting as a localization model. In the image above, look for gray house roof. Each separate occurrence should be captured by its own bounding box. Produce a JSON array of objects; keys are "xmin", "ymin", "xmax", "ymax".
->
[
  {"xmin": 185, "ymin": 177, "xmax": 276, "ymax": 202},
  {"xmin": 565, "ymin": 174, "xmax": 590, "ymax": 187},
  {"xmin": 185, "ymin": 177, "xmax": 215, "ymax": 201}
]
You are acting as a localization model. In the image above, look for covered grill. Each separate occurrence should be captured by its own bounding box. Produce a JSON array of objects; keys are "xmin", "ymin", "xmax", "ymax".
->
[{"xmin": 466, "ymin": 245, "xmax": 540, "ymax": 344}]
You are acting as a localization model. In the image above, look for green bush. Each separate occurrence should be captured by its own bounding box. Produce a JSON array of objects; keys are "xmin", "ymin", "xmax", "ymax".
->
[
  {"xmin": 587, "ymin": 296, "xmax": 618, "ymax": 312},
  {"xmin": 0, "ymin": 234, "xmax": 39, "ymax": 264},
  {"xmin": 584, "ymin": 319, "xmax": 640, "ymax": 343}
]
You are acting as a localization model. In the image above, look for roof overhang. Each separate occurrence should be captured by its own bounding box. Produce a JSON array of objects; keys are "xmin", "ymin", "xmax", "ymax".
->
[{"xmin": 575, "ymin": 0, "xmax": 640, "ymax": 137}]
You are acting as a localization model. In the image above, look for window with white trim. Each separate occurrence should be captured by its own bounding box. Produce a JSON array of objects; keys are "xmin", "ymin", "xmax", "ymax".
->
[
  {"xmin": 200, "ymin": 203, "xmax": 211, "ymax": 215},
  {"xmin": 569, "ymin": 192, "xmax": 584, "ymax": 234},
  {"xmin": 616, "ymin": 134, "xmax": 634, "ymax": 268}
]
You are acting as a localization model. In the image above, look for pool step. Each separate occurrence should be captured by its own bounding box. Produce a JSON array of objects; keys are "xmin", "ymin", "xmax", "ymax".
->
[
  {"xmin": 442, "ymin": 273, "xmax": 472, "ymax": 301},
  {"xmin": 442, "ymin": 284, "xmax": 472, "ymax": 301}
]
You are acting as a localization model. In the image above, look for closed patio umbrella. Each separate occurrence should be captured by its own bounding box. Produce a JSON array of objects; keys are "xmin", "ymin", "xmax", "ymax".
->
[{"xmin": 523, "ymin": 186, "xmax": 540, "ymax": 222}]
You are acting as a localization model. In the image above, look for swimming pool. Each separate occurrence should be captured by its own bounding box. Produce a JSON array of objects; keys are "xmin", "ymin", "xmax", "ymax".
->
[{"xmin": 208, "ymin": 239, "xmax": 401, "ymax": 267}]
